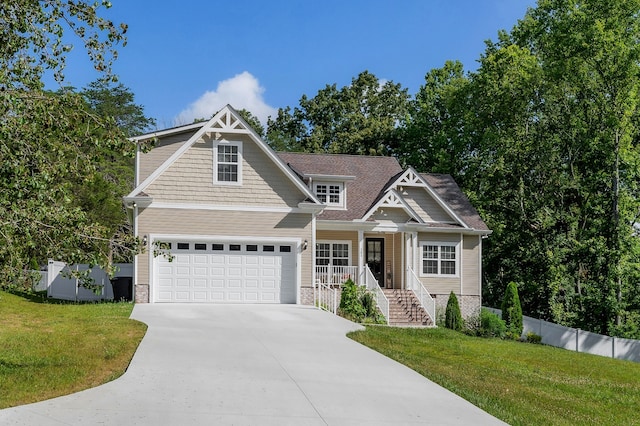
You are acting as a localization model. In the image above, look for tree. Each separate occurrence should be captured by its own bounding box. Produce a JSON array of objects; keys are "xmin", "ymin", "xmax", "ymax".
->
[
  {"xmin": 400, "ymin": 0, "xmax": 640, "ymax": 337},
  {"xmin": 444, "ymin": 292, "xmax": 463, "ymax": 331},
  {"xmin": 0, "ymin": 1, "xmax": 132, "ymax": 288},
  {"xmin": 266, "ymin": 71, "xmax": 409, "ymax": 154},
  {"xmin": 501, "ymin": 282, "xmax": 523, "ymax": 339},
  {"xmin": 81, "ymin": 80, "xmax": 155, "ymax": 138},
  {"xmin": 236, "ymin": 108, "xmax": 265, "ymax": 138},
  {"xmin": 398, "ymin": 60, "xmax": 474, "ymax": 187},
  {"xmin": 76, "ymin": 81, "xmax": 156, "ymax": 263}
]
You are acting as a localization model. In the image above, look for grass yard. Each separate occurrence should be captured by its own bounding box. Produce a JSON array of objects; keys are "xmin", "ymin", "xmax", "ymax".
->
[
  {"xmin": 349, "ymin": 326, "xmax": 640, "ymax": 426},
  {"xmin": 0, "ymin": 291, "xmax": 146, "ymax": 409}
]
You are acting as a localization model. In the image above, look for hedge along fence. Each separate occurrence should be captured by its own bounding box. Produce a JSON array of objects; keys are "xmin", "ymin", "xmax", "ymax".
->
[{"xmin": 484, "ymin": 307, "xmax": 640, "ymax": 363}]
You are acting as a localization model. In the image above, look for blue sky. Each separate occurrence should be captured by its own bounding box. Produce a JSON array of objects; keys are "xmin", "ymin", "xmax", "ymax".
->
[{"xmin": 53, "ymin": 0, "xmax": 536, "ymax": 129}]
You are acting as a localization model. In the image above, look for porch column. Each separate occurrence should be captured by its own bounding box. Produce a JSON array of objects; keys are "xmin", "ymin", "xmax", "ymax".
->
[
  {"xmin": 401, "ymin": 232, "xmax": 405, "ymax": 290},
  {"xmin": 412, "ymin": 231, "xmax": 418, "ymax": 273},
  {"xmin": 358, "ymin": 229, "xmax": 364, "ymax": 280}
]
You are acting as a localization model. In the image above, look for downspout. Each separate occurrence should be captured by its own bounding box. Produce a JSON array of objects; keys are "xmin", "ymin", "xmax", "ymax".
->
[
  {"xmin": 401, "ymin": 231, "xmax": 405, "ymax": 290},
  {"xmin": 358, "ymin": 229, "xmax": 364, "ymax": 282},
  {"xmin": 311, "ymin": 212, "xmax": 317, "ymax": 305},
  {"xmin": 459, "ymin": 233, "xmax": 463, "ymax": 295},
  {"xmin": 132, "ymin": 203, "xmax": 139, "ymax": 302}
]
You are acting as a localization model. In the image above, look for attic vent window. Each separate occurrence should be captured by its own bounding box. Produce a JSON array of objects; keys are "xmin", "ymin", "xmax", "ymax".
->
[
  {"xmin": 314, "ymin": 182, "xmax": 344, "ymax": 208},
  {"xmin": 214, "ymin": 141, "xmax": 242, "ymax": 185}
]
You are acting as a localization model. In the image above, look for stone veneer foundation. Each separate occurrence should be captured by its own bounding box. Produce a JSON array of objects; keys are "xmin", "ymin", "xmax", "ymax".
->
[
  {"xmin": 434, "ymin": 293, "xmax": 481, "ymax": 321},
  {"xmin": 135, "ymin": 284, "xmax": 149, "ymax": 303}
]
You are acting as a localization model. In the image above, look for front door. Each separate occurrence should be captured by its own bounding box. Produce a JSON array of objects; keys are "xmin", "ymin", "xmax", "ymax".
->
[{"xmin": 366, "ymin": 238, "xmax": 385, "ymax": 287}]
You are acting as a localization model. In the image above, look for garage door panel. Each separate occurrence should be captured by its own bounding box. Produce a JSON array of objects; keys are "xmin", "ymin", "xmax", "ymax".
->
[
  {"xmin": 174, "ymin": 291, "xmax": 190, "ymax": 301},
  {"xmin": 154, "ymin": 240, "xmax": 297, "ymax": 304},
  {"xmin": 192, "ymin": 291, "xmax": 208, "ymax": 301},
  {"xmin": 193, "ymin": 278, "xmax": 207, "ymax": 288},
  {"xmin": 228, "ymin": 279, "xmax": 242, "ymax": 289},
  {"xmin": 193, "ymin": 267, "xmax": 208, "ymax": 276},
  {"xmin": 228, "ymin": 291, "xmax": 242, "ymax": 302},
  {"xmin": 244, "ymin": 292, "xmax": 259, "ymax": 302},
  {"xmin": 261, "ymin": 279, "xmax": 277, "ymax": 290},
  {"xmin": 210, "ymin": 291, "xmax": 224, "ymax": 301},
  {"xmin": 228, "ymin": 267, "xmax": 242, "ymax": 277}
]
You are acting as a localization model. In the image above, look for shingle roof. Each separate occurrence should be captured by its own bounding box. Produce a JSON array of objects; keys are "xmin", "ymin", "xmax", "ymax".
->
[
  {"xmin": 421, "ymin": 173, "xmax": 489, "ymax": 231},
  {"xmin": 277, "ymin": 153, "xmax": 402, "ymax": 221},
  {"xmin": 276, "ymin": 152, "xmax": 489, "ymax": 231}
]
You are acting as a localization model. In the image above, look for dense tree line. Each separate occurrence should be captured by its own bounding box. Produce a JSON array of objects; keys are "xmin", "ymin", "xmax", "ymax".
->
[
  {"xmin": 3, "ymin": 0, "xmax": 640, "ymax": 337},
  {"xmin": 0, "ymin": 1, "xmax": 151, "ymax": 287},
  {"xmin": 268, "ymin": 0, "xmax": 640, "ymax": 338}
]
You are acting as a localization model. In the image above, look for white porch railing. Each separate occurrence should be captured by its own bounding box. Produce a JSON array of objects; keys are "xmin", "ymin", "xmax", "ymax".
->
[
  {"xmin": 406, "ymin": 267, "xmax": 437, "ymax": 326},
  {"xmin": 315, "ymin": 265, "xmax": 359, "ymax": 286},
  {"xmin": 315, "ymin": 281, "xmax": 339, "ymax": 314},
  {"xmin": 362, "ymin": 265, "xmax": 389, "ymax": 325}
]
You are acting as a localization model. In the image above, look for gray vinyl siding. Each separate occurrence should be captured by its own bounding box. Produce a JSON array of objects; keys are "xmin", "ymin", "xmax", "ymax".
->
[
  {"xmin": 462, "ymin": 235, "xmax": 480, "ymax": 296},
  {"xmin": 371, "ymin": 208, "xmax": 411, "ymax": 223},
  {"xmin": 136, "ymin": 208, "xmax": 313, "ymax": 289},
  {"xmin": 403, "ymin": 187, "xmax": 455, "ymax": 223},
  {"xmin": 145, "ymin": 135, "xmax": 305, "ymax": 208},
  {"xmin": 138, "ymin": 130, "xmax": 197, "ymax": 183}
]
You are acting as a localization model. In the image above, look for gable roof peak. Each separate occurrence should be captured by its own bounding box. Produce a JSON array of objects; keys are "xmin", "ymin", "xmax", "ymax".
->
[{"xmin": 127, "ymin": 105, "xmax": 321, "ymax": 205}]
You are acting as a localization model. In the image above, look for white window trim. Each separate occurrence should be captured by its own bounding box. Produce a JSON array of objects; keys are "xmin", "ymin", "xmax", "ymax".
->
[
  {"xmin": 419, "ymin": 241, "xmax": 460, "ymax": 277},
  {"xmin": 313, "ymin": 181, "xmax": 345, "ymax": 209},
  {"xmin": 213, "ymin": 140, "xmax": 242, "ymax": 185},
  {"xmin": 316, "ymin": 240, "xmax": 352, "ymax": 266}
]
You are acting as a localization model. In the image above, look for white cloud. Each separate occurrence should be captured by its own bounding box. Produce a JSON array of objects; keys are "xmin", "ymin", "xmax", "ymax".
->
[{"xmin": 175, "ymin": 71, "xmax": 276, "ymax": 126}]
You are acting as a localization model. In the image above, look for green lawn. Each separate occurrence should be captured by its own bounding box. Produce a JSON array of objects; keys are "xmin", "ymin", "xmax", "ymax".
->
[
  {"xmin": 0, "ymin": 291, "xmax": 146, "ymax": 409},
  {"xmin": 349, "ymin": 326, "xmax": 640, "ymax": 426}
]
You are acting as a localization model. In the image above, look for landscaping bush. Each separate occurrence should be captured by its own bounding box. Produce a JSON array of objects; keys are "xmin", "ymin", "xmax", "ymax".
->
[
  {"xmin": 478, "ymin": 308, "xmax": 506, "ymax": 338},
  {"xmin": 338, "ymin": 279, "xmax": 365, "ymax": 321},
  {"xmin": 338, "ymin": 278, "xmax": 385, "ymax": 324},
  {"xmin": 525, "ymin": 331, "xmax": 542, "ymax": 344},
  {"xmin": 501, "ymin": 282, "xmax": 523, "ymax": 339},
  {"xmin": 444, "ymin": 291, "xmax": 463, "ymax": 331}
]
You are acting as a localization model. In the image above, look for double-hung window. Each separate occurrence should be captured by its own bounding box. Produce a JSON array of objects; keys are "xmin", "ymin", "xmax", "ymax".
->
[
  {"xmin": 314, "ymin": 182, "xmax": 344, "ymax": 208},
  {"xmin": 316, "ymin": 241, "xmax": 350, "ymax": 266},
  {"xmin": 214, "ymin": 141, "xmax": 242, "ymax": 184},
  {"xmin": 420, "ymin": 242, "xmax": 458, "ymax": 276}
]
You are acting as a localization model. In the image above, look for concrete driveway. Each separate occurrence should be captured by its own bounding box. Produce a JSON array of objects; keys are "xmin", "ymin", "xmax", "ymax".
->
[{"xmin": 0, "ymin": 304, "xmax": 506, "ymax": 425}]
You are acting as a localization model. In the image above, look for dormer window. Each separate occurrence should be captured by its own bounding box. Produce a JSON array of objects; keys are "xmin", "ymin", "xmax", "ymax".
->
[
  {"xmin": 214, "ymin": 141, "xmax": 242, "ymax": 185},
  {"xmin": 314, "ymin": 182, "xmax": 344, "ymax": 208}
]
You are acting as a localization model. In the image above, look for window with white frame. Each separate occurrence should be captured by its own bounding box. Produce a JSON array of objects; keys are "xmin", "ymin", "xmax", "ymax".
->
[
  {"xmin": 214, "ymin": 141, "xmax": 242, "ymax": 184},
  {"xmin": 316, "ymin": 241, "xmax": 350, "ymax": 266},
  {"xmin": 314, "ymin": 182, "xmax": 344, "ymax": 208},
  {"xmin": 420, "ymin": 242, "xmax": 458, "ymax": 276}
]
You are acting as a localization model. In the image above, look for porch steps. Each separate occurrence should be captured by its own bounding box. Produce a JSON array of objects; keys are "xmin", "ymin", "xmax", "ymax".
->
[{"xmin": 382, "ymin": 289, "xmax": 434, "ymax": 327}]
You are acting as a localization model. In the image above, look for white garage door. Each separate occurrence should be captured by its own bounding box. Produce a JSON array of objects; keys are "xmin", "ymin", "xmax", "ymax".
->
[{"xmin": 153, "ymin": 240, "xmax": 297, "ymax": 303}]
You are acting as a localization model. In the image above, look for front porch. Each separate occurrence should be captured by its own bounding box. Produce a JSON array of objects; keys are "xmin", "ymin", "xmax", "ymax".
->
[
  {"xmin": 314, "ymin": 261, "xmax": 436, "ymax": 327},
  {"xmin": 314, "ymin": 229, "xmax": 430, "ymax": 291}
]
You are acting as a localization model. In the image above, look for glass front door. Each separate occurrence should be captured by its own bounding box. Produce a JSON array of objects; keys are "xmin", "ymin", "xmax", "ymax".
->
[{"xmin": 366, "ymin": 238, "xmax": 385, "ymax": 286}]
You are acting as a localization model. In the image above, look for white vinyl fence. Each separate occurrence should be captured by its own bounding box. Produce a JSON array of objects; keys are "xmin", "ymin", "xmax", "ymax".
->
[
  {"xmin": 32, "ymin": 260, "xmax": 133, "ymax": 302},
  {"xmin": 485, "ymin": 307, "xmax": 640, "ymax": 363}
]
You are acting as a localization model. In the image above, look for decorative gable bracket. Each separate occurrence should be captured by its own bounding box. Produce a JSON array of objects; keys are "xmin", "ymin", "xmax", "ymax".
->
[
  {"xmin": 390, "ymin": 167, "xmax": 470, "ymax": 229},
  {"xmin": 206, "ymin": 109, "xmax": 249, "ymax": 135},
  {"xmin": 396, "ymin": 169, "xmax": 424, "ymax": 187},
  {"xmin": 360, "ymin": 189, "xmax": 423, "ymax": 223}
]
